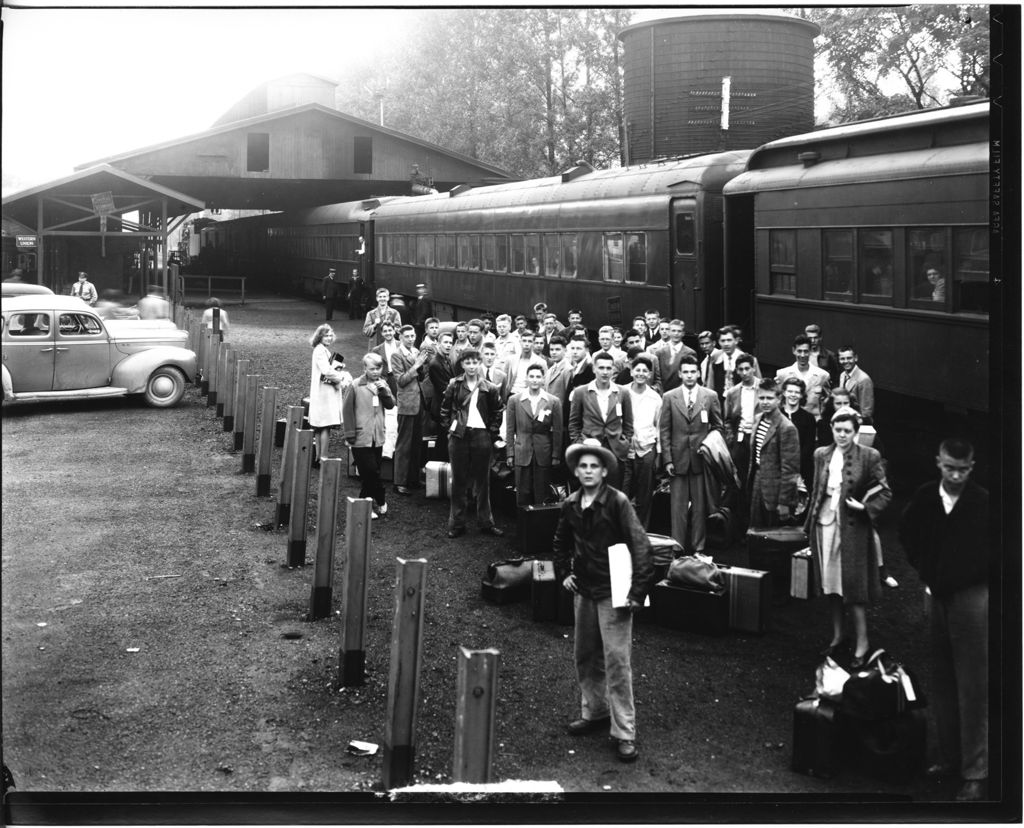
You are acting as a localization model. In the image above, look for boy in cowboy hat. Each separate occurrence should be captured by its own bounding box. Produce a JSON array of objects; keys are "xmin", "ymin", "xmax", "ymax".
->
[{"xmin": 552, "ymin": 438, "xmax": 654, "ymax": 764}]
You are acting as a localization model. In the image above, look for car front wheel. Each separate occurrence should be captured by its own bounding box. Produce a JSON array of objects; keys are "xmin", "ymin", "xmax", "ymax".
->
[{"xmin": 143, "ymin": 366, "xmax": 186, "ymax": 408}]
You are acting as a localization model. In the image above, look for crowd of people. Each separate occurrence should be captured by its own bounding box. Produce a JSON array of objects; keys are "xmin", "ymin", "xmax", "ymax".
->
[{"xmin": 304, "ymin": 283, "xmax": 987, "ymax": 794}]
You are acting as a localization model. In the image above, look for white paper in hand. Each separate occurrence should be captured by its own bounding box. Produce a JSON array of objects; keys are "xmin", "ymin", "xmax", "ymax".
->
[{"xmin": 608, "ymin": 543, "xmax": 632, "ymax": 608}]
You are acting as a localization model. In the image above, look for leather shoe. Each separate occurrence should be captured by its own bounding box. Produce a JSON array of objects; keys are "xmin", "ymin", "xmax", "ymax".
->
[
  {"xmin": 616, "ymin": 739, "xmax": 639, "ymax": 763},
  {"xmin": 955, "ymin": 779, "xmax": 987, "ymax": 802},
  {"xmin": 480, "ymin": 525, "xmax": 505, "ymax": 537},
  {"xmin": 566, "ymin": 716, "xmax": 610, "ymax": 736},
  {"xmin": 447, "ymin": 527, "xmax": 465, "ymax": 538},
  {"xmin": 850, "ymin": 648, "xmax": 871, "ymax": 670}
]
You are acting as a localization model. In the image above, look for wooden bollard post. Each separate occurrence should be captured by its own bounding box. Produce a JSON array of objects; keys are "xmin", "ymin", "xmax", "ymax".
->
[
  {"xmin": 207, "ymin": 338, "xmax": 221, "ymax": 408},
  {"xmin": 241, "ymin": 374, "xmax": 259, "ymax": 473},
  {"xmin": 215, "ymin": 344, "xmax": 230, "ymax": 418},
  {"xmin": 382, "ymin": 557, "xmax": 428, "ymax": 790},
  {"xmin": 211, "ymin": 306, "xmax": 222, "ymax": 341},
  {"xmin": 286, "ymin": 428, "xmax": 314, "ymax": 566},
  {"xmin": 453, "ymin": 648, "xmax": 500, "ymax": 784},
  {"xmin": 274, "ymin": 405, "xmax": 304, "ymax": 526},
  {"xmin": 222, "ymin": 347, "xmax": 237, "ymax": 432},
  {"xmin": 338, "ymin": 497, "xmax": 374, "ymax": 687},
  {"xmin": 308, "ymin": 459, "xmax": 343, "ymax": 620},
  {"xmin": 256, "ymin": 386, "xmax": 278, "ymax": 496},
  {"xmin": 190, "ymin": 319, "xmax": 202, "ymax": 385},
  {"xmin": 231, "ymin": 359, "xmax": 250, "ymax": 451},
  {"xmin": 200, "ymin": 331, "xmax": 213, "ymax": 395}
]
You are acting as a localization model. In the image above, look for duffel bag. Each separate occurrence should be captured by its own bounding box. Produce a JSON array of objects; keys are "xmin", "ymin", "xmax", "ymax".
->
[
  {"xmin": 667, "ymin": 553, "xmax": 725, "ymax": 594},
  {"xmin": 842, "ymin": 649, "xmax": 926, "ymax": 720}
]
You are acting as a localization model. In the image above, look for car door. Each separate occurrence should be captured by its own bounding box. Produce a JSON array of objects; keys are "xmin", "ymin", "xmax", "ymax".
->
[
  {"xmin": 3, "ymin": 310, "xmax": 55, "ymax": 391},
  {"xmin": 53, "ymin": 311, "xmax": 112, "ymax": 391},
  {"xmin": 670, "ymin": 199, "xmax": 698, "ymax": 327}
]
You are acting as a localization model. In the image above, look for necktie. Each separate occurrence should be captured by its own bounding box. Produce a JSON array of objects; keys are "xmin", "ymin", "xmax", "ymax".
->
[
  {"xmin": 687, "ymin": 391, "xmax": 694, "ymax": 415},
  {"xmin": 842, "ymin": 373, "xmax": 850, "ymax": 389}
]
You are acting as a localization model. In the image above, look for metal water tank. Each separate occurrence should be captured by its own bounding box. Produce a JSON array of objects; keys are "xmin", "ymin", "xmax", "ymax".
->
[{"xmin": 618, "ymin": 13, "xmax": 819, "ymax": 162}]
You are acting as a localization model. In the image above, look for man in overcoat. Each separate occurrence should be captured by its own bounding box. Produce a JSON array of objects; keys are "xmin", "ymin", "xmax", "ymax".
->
[{"xmin": 746, "ymin": 378, "xmax": 800, "ymax": 528}]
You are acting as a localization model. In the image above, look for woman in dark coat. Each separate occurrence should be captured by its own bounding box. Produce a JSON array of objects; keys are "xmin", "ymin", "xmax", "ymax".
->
[
  {"xmin": 780, "ymin": 376, "xmax": 816, "ymax": 489},
  {"xmin": 804, "ymin": 407, "xmax": 891, "ymax": 667}
]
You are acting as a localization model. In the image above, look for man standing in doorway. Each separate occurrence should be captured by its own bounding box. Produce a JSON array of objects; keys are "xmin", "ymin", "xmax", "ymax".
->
[{"xmin": 321, "ymin": 267, "xmax": 340, "ymax": 321}]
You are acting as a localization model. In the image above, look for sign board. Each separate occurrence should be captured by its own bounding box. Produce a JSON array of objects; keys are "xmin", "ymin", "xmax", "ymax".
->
[
  {"xmin": 91, "ymin": 191, "xmax": 116, "ymax": 215},
  {"xmin": 16, "ymin": 235, "xmax": 37, "ymax": 248}
]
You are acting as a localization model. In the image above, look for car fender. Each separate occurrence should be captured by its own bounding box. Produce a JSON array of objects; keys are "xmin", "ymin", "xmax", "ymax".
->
[
  {"xmin": 2, "ymin": 363, "xmax": 12, "ymax": 398},
  {"xmin": 110, "ymin": 347, "xmax": 197, "ymax": 393}
]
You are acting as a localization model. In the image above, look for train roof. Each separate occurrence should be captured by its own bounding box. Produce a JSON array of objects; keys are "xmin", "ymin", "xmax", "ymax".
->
[{"xmin": 371, "ymin": 151, "xmax": 752, "ymax": 218}]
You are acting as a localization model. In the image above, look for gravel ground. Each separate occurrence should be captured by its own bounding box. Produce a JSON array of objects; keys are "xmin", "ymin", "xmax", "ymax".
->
[{"xmin": 1, "ymin": 294, "xmax": 1009, "ymax": 819}]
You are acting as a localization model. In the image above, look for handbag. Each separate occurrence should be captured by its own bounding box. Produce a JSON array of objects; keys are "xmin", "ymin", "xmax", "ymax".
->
[
  {"xmin": 667, "ymin": 553, "xmax": 725, "ymax": 593},
  {"xmin": 842, "ymin": 649, "xmax": 925, "ymax": 720}
]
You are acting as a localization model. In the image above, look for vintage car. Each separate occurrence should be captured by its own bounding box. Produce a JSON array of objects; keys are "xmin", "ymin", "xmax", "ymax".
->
[
  {"xmin": 1, "ymin": 282, "xmax": 55, "ymax": 299},
  {"xmin": 2, "ymin": 295, "xmax": 196, "ymax": 408}
]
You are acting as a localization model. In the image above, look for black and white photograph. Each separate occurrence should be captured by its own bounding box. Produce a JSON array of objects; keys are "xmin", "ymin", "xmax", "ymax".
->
[{"xmin": 1, "ymin": 3, "xmax": 1018, "ymax": 822}]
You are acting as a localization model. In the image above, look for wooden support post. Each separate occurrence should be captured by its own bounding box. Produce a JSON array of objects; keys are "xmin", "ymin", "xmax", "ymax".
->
[
  {"xmin": 200, "ymin": 331, "xmax": 213, "ymax": 395},
  {"xmin": 338, "ymin": 498, "xmax": 374, "ymax": 687},
  {"xmin": 286, "ymin": 428, "xmax": 314, "ymax": 566},
  {"xmin": 382, "ymin": 557, "xmax": 428, "ymax": 790},
  {"xmin": 241, "ymin": 374, "xmax": 259, "ymax": 473},
  {"xmin": 231, "ymin": 358, "xmax": 250, "ymax": 451},
  {"xmin": 308, "ymin": 458, "xmax": 343, "ymax": 620},
  {"xmin": 215, "ymin": 343, "xmax": 230, "ymax": 418},
  {"xmin": 207, "ymin": 338, "xmax": 221, "ymax": 408},
  {"xmin": 256, "ymin": 386, "xmax": 278, "ymax": 496},
  {"xmin": 452, "ymin": 648, "xmax": 500, "ymax": 784},
  {"xmin": 274, "ymin": 405, "xmax": 304, "ymax": 526},
  {"xmin": 222, "ymin": 348, "xmax": 237, "ymax": 432}
]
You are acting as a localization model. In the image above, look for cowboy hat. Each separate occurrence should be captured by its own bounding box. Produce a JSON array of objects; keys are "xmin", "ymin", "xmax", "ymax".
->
[{"xmin": 565, "ymin": 438, "xmax": 618, "ymax": 477}]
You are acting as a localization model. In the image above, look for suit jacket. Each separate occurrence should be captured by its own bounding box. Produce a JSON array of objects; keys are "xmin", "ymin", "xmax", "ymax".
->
[
  {"xmin": 748, "ymin": 409, "xmax": 800, "ymax": 510},
  {"xmin": 655, "ymin": 342, "xmax": 697, "ymax": 392},
  {"xmin": 659, "ymin": 385, "xmax": 723, "ymax": 474},
  {"xmin": 501, "ymin": 353, "xmax": 548, "ymax": 400},
  {"xmin": 482, "ymin": 365, "xmax": 507, "ymax": 400},
  {"xmin": 840, "ymin": 365, "xmax": 875, "ymax": 421},
  {"xmin": 427, "ymin": 353, "xmax": 456, "ymax": 422},
  {"xmin": 341, "ymin": 375, "xmax": 395, "ymax": 447},
  {"xmin": 812, "ymin": 347, "xmax": 842, "ymax": 386},
  {"xmin": 391, "ymin": 346, "xmax": 425, "ymax": 416},
  {"xmin": 505, "ymin": 391, "xmax": 563, "ymax": 467},
  {"xmin": 362, "ymin": 306, "xmax": 402, "ymax": 347},
  {"xmin": 699, "ymin": 349, "xmax": 721, "ymax": 386},
  {"xmin": 440, "ymin": 375, "xmax": 503, "ymax": 440},
  {"xmin": 614, "ymin": 355, "xmax": 662, "ymax": 392},
  {"xmin": 371, "ymin": 341, "xmax": 399, "ymax": 396},
  {"xmin": 710, "ymin": 350, "xmax": 762, "ymax": 400},
  {"xmin": 568, "ymin": 382, "xmax": 634, "ymax": 460},
  {"xmin": 723, "ymin": 382, "xmax": 759, "ymax": 445},
  {"xmin": 545, "ymin": 358, "xmax": 576, "ymax": 410}
]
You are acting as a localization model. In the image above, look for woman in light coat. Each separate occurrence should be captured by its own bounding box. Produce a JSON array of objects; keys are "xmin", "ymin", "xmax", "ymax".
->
[
  {"xmin": 805, "ymin": 407, "xmax": 891, "ymax": 668},
  {"xmin": 308, "ymin": 324, "xmax": 351, "ymax": 464}
]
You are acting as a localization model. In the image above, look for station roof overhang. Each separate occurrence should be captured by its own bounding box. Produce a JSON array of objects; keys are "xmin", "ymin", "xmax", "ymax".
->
[{"xmin": 2, "ymin": 164, "xmax": 206, "ymax": 234}]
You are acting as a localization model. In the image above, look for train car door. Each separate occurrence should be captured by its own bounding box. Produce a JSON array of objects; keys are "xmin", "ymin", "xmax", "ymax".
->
[
  {"xmin": 669, "ymin": 199, "xmax": 698, "ymax": 327},
  {"xmin": 360, "ymin": 221, "xmax": 374, "ymax": 290}
]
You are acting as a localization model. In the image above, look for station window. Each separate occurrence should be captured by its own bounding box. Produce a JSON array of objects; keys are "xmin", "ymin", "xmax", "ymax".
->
[
  {"xmin": 458, "ymin": 235, "xmax": 480, "ymax": 270},
  {"xmin": 822, "ymin": 230, "xmax": 854, "ymax": 302},
  {"xmin": 561, "ymin": 234, "xmax": 577, "ymax": 278},
  {"xmin": 769, "ymin": 230, "xmax": 796, "ymax": 295},
  {"xmin": 495, "ymin": 235, "xmax": 509, "ymax": 273},
  {"xmin": 908, "ymin": 228, "xmax": 948, "ymax": 305},
  {"xmin": 525, "ymin": 235, "xmax": 541, "ymax": 275},
  {"xmin": 544, "ymin": 235, "xmax": 560, "ymax": 277},
  {"xmin": 353, "ymin": 136, "xmax": 373, "ymax": 174},
  {"xmin": 510, "ymin": 235, "xmax": 525, "ymax": 274},
  {"xmin": 858, "ymin": 229, "xmax": 893, "ymax": 305},
  {"xmin": 675, "ymin": 214, "xmax": 696, "ymax": 255},
  {"xmin": 626, "ymin": 233, "xmax": 647, "ymax": 283},
  {"xmin": 246, "ymin": 133, "xmax": 270, "ymax": 172},
  {"xmin": 953, "ymin": 227, "xmax": 988, "ymax": 314},
  {"xmin": 603, "ymin": 233, "xmax": 625, "ymax": 283},
  {"xmin": 482, "ymin": 235, "xmax": 497, "ymax": 272}
]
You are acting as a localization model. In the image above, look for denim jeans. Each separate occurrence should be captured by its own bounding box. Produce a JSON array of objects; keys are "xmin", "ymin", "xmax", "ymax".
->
[
  {"xmin": 574, "ymin": 593, "xmax": 636, "ymax": 741},
  {"xmin": 622, "ymin": 451, "xmax": 657, "ymax": 528}
]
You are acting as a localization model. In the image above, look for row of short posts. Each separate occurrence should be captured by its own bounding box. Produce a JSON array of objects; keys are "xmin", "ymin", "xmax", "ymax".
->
[{"xmin": 184, "ymin": 309, "xmax": 499, "ymax": 789}]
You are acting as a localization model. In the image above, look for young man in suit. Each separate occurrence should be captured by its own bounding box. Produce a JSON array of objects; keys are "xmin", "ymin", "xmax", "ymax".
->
[
  {"xmin": 505, "ymin": 363, "xmax": 563, "ymax": 506},
  {"xmin": 620, "ymin": 353, "xmax": 662, "ymax": 529},
  {"xmin": 805, "ymin": 323, "xmax": 841, "ymax": 387},
  {"xmin": 655, "ymin": 319, "xmax": 697, "ymax": 393},
  {"xmin": 391, "ymin": 325, "xmax": 430, "ymax": 495},
  {"xmin": 746, "ymin": 378, "xmax": 800, "ymax": 528},
  {"xmin": 723, "ymin": 353, "xmax": 760, "ymax": 493},
  {"xmin": 342, "ymin": 353, "xmax": 396, "ymax": 520},
  {"xmin": 659, "ymin": 355, "xmax": 724, "ymax": 553},
  {"xmin": 775, "ymin": 334, "xmax": 831, "ymax": 420},
  {"xmin": 425, "ymin": 331, "xmax": 456, "ymax": 459},
  {"xmin": 696, "ymin": 330, "xmax": 720, "ymax": 387},
  {"xmin": 837, "ymin": 347, "xmax": 875, "ymax": 424},
  {"xmin": 502, "ymin": 328, "xmax": 548, "ymax": 399},
  {"xmin": 363, "ymin": 287, "xmax": 402, "ymax": 347},
  {"xmin": 710, "ymin": 325, "xmax": 761, "ymax": 403},
  {"xmin": 641, "ymin": 309, "xmax": 662, "ymax": 349},
  {"xmin": 568, "ymin": 351, "xmax": 634, "ymax": 489}
]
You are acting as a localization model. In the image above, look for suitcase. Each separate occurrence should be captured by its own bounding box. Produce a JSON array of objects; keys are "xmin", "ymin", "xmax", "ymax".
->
[
  {"xmin": 790, "ymin": 548, "xmax": 814, "ymax": 599},
  {"xmin": 517, "ymin": 504, "xmax": 563, "ymax": 558},
  {"xmin": 651, "ymin": 579, "xmax": 728, "ymax": 636},
  {"xmin": 531, "ymin": 560, "xmax": 559, "ymax": 621},
  {"xmin": 347, "ymin": 448, "xmax": 394, "ymax": 482},
  {"xmin": 746, "ymin": 526, "xmax": 808, "ymax": 601},
  {"xmin": 422, "ymin": 436, "xmax": 446, "ymax": 463},
  {"xmin": 841, "ymin": 708, "xmax": 926, "ymax": 784},
  {"xmin": 648, "ymin": 486, "xmax": 672, "ymax": 535},
  {"xmin": 425, "ymin": 461, "xmax": 451, "ymax": 498},
  {"xmin": 792, "ymin": 697, "xmax": 842, "ymax": 779},
  {"xmin": 718, "ymin": 564, "xmax": 771, "ymax": 634}
]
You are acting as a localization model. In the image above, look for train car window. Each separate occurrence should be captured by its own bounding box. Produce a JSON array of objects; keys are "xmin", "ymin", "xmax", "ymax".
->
[
  {"xmin": 458, "ymin": 235, "xmax": 480, "ymax": 271},
  {"xmin": 246, "ymin": 133, "xmax": 270, "ymax": 173},
  {"xmin": 675, "ymin": 214, "xmax": 696, "ymax": 256},
  {"xmin": 496, "ymin": 235, "xmax": 509, "ymax": 273},
  {"xmin": 525, "ymin": 235, "xmax": 541, "ymax": 276},
  {"xmin": 953, "ymin": 228, "xmax": 988, "ymax": 314},
  {"xmin": 415, "ymin": 235, "xmax": 431, "ymax": 267},
  {"xmin": 510, "ymin": 235, "xmax": 525, "ymax": 274},
  {"xmin": 626, "ymin": 233, "xmax": 647, "ymax": 284},
  {"xmin": 442, "ymin": 236, "xmax": 457, "ymax": 269},
  {"xmin": 908, "ymin": 228, "xmax": 948, "ymax": 305},
  {"xmin": 603, "ymin": 233, "xmax": 625, "ymax": 283},
  {"xmin": 544, "ymin": 235, "xmax": 560, "ymax": 277},
  {"xmin": 376, "ymin": 236, "xmax": 383, "ymax": 263},
  {"xmin": 823, "ymin": 230, "xmax": 854, "ymax": 302},
  {"xmin": 393, "ymin": 235, "xmax": 404, "ymax": 265},
  {"xmin": 769, "ymin": 230, "xmax": 797, "ymax": 295},
  {"xmin": 858, "ymin": 230, "xmax": 894, "ymax": 305},
  {"xmin": 561, "ymin": 234, "xmax": 578, "ymax": 279},
  {"xmin": 482, "ymin": 235, "xmax": 497, "ymax": 272}
]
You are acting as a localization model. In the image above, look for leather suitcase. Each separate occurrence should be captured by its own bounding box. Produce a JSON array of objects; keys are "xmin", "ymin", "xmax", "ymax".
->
[
  {"xmin": 718, "ymin": 564, "xmax": 771, "ymax": 634},
  {"xmin": 841, "ymin": 707, "xmax": 926, "ymax": 784},
  {"xmin": 651, "ymin": 579, "xmax": 728, "ymax": 636},
  {"xmin": 746, "ymin": 526, "xmax": 808, "ymax": 601},
  {"xmin": 347, "ymin": 448, "xmax": 394, "ymax": 482},
  {"xmin": 518, "ymin": 504, "xmax": 563, "ymax": 558},
  {"xmin": 425, "ymin": 461, "xmax": 451, "ymax": 498},
  {"xmin": 531, "ymin": 560, "xmax": 559, "ymax": 621},
  {"xmin": 480, "ymin": 558, "xmax": 532, "ymax": 604},
  {"xmin": 790, "ymin": 548, "xmax": 814, "ymax": 599},
  {"xmin": 792, "ymin": 697, "xmax": 841, "ymax": 779}
]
